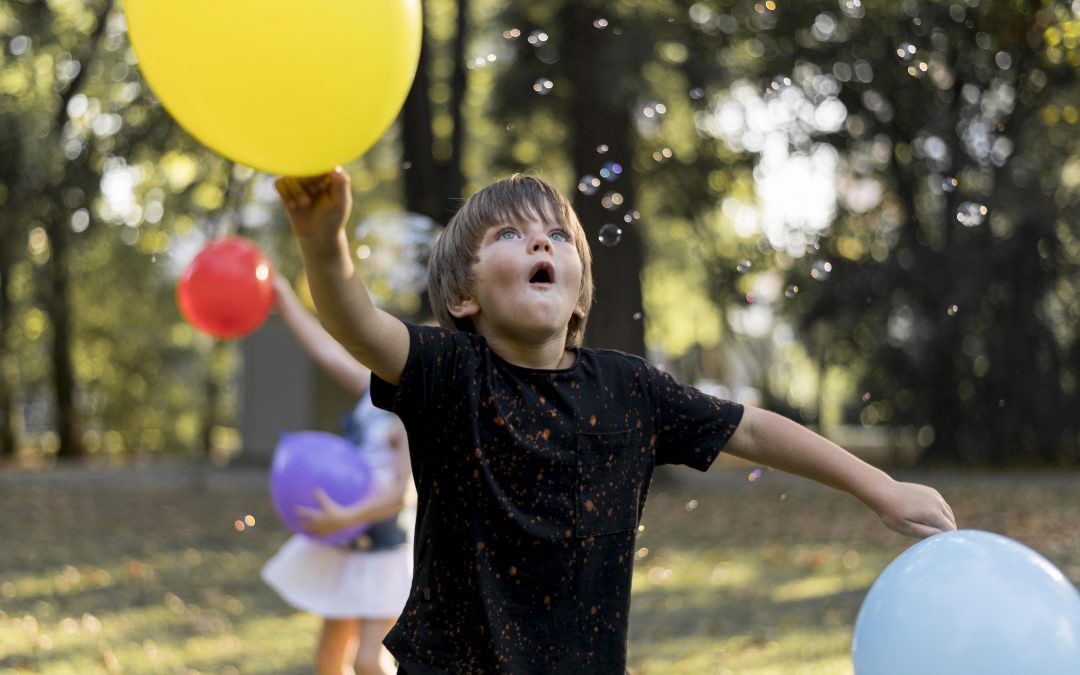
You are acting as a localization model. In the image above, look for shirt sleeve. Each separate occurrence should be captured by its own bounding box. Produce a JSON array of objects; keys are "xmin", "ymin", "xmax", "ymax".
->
[
  {"xmin": 652, "ymin": 367, "xmax": 744, "ymax": 471},
  {"xmin": 370, "ymin": 323, "xmax": 474, "ymax": 430}
]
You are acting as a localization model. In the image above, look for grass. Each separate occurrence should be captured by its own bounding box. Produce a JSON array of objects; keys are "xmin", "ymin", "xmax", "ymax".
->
[{"xmin": 2, "ymin": 462, "xmax": 1078, "ymax": 674}]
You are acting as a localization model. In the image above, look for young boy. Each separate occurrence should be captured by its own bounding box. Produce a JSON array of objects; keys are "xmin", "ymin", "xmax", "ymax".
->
[{"xmin": 276, "ymin": 168, "xmax": 956, "ymax": 674}]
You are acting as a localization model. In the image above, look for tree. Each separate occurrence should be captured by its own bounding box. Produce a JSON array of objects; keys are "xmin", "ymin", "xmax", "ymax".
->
[{"xmin": 682, "ymin": 0, "xmax": 1080, "ymax": 464}]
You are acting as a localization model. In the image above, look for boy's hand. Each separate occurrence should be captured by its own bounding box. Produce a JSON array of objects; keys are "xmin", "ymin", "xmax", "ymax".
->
[
  {"xmin": 871, "ymin": 480, "xmax": 957, "ymax": 538},
  {"xmin": 274, "ymin": 168, "xmax": 352, "ymax": 249},
  {"xmin": 294, "ymin": 488, "xmax": 360, "ymax": 537}
]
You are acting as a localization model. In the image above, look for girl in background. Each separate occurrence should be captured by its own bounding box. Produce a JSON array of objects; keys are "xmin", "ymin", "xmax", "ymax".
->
[{"xmin": 261, "ymin": 273, "xmax": 413, "ymax": 675}]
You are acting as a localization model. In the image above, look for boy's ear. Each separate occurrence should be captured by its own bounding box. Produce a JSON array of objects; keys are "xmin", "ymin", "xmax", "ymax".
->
[
  {"xmin": 448, "ymin": 296, "xmax": 479, "ymax": 319},
  {"xmin": 572, "ymin": 299, "xmax": 587, "ymax": 320}
]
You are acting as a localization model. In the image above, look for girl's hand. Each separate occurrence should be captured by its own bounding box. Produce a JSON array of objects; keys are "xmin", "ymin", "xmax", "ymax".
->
[
  {"xmin": 294, "ymin": 488, "xmax": 357, "ymax": 537},
  {"xmin": 872, "ymin": 481, "xmax": 957, "ymax": 538},
  {"xmin": 274, "ymin": 167, "xmax": 352, "ymax": 249}
]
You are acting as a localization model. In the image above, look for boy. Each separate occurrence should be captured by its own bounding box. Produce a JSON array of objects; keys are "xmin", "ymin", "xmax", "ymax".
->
[{"xmin": 276, "ymin": 168, "xmax": 956, "ymax": 674}]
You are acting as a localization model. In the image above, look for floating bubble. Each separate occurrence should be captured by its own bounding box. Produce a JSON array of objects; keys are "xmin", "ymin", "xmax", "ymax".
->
[
  {"xmin": 652, "ymin": 147, "xmax": 673, "ymax": 162},
  {"xmin": 768, "ymin": 75, "xmax": 792, "ymax": 92},
  {"xmin": 593, "ymin": 18, "xmax": 609, "ymax": 30},
  {"xmin": 70, "ymin": 209, "xmax": 90, "ymax": 233},
  {"xmin": 956, "ymin": 202, "xmax": 988, "ymax": 226},
  {"xmin": 532, "ymin": 78, "xmax": 554, "ymax": 95},
  {"xmin": 601, "ymin": 191, "xmax": 624, "ymax": 210},
  {"xmin": 947, "ymin": 304, "xmax": 960, "ymax": 316},
  {"xmin": 896, "ymin": 42, "xmax": 917, "ymax": 62},
  {"xmin": 598, "ymin": 224, "xmax": 623, "ymax": 247},
  {"xmin": 839, "ymin": 0, "xmax": 864, "ymax": 16},
  {"xmin": 632, "ymin": 311, "xmax": 643, "ymax": 320},
  {"xmin": 863, "ymin": 392, "xmax": 873, "ymax": 401},
  {"xmin": 685, "ymin": 499, "xmax": 699, "ymax": 511},
  {"xmin": 527, "ymin": 30, "xmax": 549, "ymax": 46},
  {"xmin": 599, "ymin": 162, "xmax": 623, "ymax": 181},
  {"xmin": 748, "ymin": 468, "xmax": 762, "ymax": 482},
  {"xmin": 596, "ymin": 144, "xmax": 609, "ymax": 155},
  {"xmin": 942, "ymin": 176, "xmax": 959, "ymax": 192},
  {"xmin": 737, "ymin": 260, "xmax": 752, "ymax": 273},
  {"xmin": 906, "ymin": 61, "xmax": 929, "ymax": 78},
  {"xmin": 641, "ymin": 101, "xmax": 667, "ymax": 119},
  {"xmin": 577, "ymin": 175, "xmax": 601, "ymax": 196},
  {"xmin": 745, "ymin": 292, "xmax": 756, "ymax": 304},
  {"xmin": 785, "ymin": 285, "xmax": 800, "ymax": 299},
  {"xmin": 811, "ymin": 259, "xmax": 833, "ymax": 281},
  {"xmin": 502, "ymin": 28, "xmax": 522, "ymax": 40},
  {"xmin": 689, "ymin": 87, "xmax": 705, "ymax": 100},
  {"xmin": 622, "ymin": 209, "xmax": 641, "ymax": 224}
]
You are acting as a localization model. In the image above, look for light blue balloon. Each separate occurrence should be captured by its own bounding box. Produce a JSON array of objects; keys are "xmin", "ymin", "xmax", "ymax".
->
[{"xmin": 852, "ymin": 529, "xmax": 1080, "ymax": 675}]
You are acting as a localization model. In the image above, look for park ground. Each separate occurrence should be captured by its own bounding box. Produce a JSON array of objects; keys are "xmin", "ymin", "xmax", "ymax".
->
[{"xmin": 1, "ymin": 460, "xmax": 1078, "ymax": 674}]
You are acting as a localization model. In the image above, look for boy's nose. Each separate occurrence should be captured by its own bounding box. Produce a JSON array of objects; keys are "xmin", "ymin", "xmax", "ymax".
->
[{"xmin": 531, "ymin": 238, "xmax": 552, "ymax": 253}]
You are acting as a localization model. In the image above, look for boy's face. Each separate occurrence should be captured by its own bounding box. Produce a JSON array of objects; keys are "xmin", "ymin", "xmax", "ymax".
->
[{"xmin": 449, "ymin": 217, "xmax": 585, "ymax": 346}]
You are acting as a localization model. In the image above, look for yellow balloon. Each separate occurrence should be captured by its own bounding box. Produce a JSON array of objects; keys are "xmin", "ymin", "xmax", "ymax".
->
[{"xmin": 125, "ymin": 0, "xmax": 422, "ymax": 176}]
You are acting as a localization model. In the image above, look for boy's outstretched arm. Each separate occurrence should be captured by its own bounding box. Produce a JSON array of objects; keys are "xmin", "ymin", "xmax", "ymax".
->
[
  {"xmin": 725, "ymin": 407, "xmax": 957, "ymax": 538},
  {"xmin": 275, "ymin": 169, "xmax": 409, "ymax": 385}
]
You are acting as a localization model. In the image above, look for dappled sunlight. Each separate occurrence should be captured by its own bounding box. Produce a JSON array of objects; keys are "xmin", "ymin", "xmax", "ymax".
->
[{"xmin": 770, "ymin": 572, "xmax": 873, "ymax": 604}]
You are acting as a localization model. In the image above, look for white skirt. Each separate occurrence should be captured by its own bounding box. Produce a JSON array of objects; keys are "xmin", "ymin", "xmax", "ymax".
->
[{"xmin": 261, "ymin": 535, "xmax": 413, "ymax": 620}]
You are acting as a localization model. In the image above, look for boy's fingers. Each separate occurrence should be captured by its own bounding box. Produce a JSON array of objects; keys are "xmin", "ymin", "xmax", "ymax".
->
[
  {"xmin": 280, "ymin": 177, "xmax": 311, "ymax": 208},
  {"xmin": 328, "ymin": 167, "xmax": 350, "ymax": 200},
  {"xmin": 274, "ymin": 177, "xmax": 296, "ymax": 207},
  {"xmin": 905, "ymin": 521, "xmax": 945, "ymax": 538},
  {"xmin": 297, "ymin": 176, "xmax": 324, "ymax": 200}
]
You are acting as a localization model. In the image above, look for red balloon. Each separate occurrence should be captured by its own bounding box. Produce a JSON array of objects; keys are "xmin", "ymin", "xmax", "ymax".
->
[{"xmin": 177, "ymin": 237, "xmax": 274, "ymax": 339}]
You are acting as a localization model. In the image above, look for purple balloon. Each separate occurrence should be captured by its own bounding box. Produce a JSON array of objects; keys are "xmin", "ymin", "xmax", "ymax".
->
[{"xmin": 269, "ymin": 431, "xmax": 375, "ymax": 545}]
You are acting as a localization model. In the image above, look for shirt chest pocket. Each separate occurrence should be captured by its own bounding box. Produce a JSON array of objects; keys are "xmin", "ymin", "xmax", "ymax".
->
[{"xmin": 575, "ymin": 429, "xmax": 645, "ymax": 537}]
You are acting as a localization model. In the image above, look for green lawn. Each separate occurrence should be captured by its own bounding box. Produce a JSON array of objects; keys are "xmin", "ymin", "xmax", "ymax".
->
[{"xmin": 2, "ymin": 462, "xmax": 1078, "ymax": 674}]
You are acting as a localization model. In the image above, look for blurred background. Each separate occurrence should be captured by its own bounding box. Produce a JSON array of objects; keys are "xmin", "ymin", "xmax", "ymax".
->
[
  {"xmin": 2, "ymin": 1, "xmax": 1080, "ymax": 672},
  {"xmin": 2, "ymin": 0, "xmax": 1080, "ymax": 468},
  {"xmin": 3, "ymin": 0, "xmax": 1080, "ymax": 468}
]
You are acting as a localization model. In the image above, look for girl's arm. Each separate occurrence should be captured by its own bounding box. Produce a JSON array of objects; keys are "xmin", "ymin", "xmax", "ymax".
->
[
  {"xmin": 725, "ymin": 406, "xmax": 956, "ymax": 538},
  {"xmin": 271, "ymin": 273, "xmax": 370, "ymax": 398},
  {"xmin": 296, "ymin": 416, "xmax": 412, "ymax": 536}
]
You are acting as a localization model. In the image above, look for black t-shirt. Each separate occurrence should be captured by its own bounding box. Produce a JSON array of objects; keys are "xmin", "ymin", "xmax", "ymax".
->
[{"xmin": 372, "ymin": 324, "xmax": 744, "ymax": 674}]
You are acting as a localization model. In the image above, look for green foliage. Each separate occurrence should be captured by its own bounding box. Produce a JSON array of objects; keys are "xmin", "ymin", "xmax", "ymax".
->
[{"xmin": 3, "ymin": 0, "xmax": 1080, "ymax": 463}]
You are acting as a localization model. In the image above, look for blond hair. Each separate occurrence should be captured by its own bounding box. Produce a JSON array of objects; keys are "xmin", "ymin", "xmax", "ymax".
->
[{"xmin": 428, "ymin": 174, "xmax": 593, "ymax": 348}]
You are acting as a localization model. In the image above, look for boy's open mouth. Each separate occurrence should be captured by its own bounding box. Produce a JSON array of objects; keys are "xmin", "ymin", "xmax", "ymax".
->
[{"xmin": 528, "ymin": 261, "xmax": 555, "ymax": 285}]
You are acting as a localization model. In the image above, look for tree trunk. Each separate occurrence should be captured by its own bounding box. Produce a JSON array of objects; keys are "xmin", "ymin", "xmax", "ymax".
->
[
  {"xmin": 567, "ymin": 3, "xmax": 645, "ymax": 356},
  {"xmin": 46, "ymin": 1, "xmax": 112, "ymax": 459},
  {"xmin": 0, "ymin": 111, "xmax": 20, "ymax": 459},
  {"xmin": 401, "ymin": 0, "xmax": 467, "ymax": 320},
  {"xmin": 401, "ymin": 0, "xmax": 466, "ymax": 225},
  {"xmin": 0, "ymin": 255, "xmax": 14, "ymax": 459},
  {"xmin": 47, "ymin": 215, "xmax": 81, "ymax": 458}
]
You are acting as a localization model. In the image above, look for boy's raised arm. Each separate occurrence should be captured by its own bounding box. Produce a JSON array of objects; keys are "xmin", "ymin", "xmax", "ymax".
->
[
  {"xmin": 725, "ymin": 406, "xmax": 957, "ymax": 538},
  {"xmin": 275, "ymin": 169, "xmax": 410, "ymax": 385}
]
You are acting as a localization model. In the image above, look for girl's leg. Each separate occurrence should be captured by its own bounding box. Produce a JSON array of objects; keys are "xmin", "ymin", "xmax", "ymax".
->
[
  {"xmin": 316, "ymin": 618, "xmax": 361, "ymax": 675},
  {"xmin": 355, "ymin": 618, "xmax": 396, "ymax": 675}
]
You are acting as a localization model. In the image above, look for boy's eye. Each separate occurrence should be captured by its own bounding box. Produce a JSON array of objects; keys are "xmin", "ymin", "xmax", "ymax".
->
[
  {"xmin": 497, "ymin": 228, "xmax": 520, "ymax": 240},
  {"xmin": 550, "ymin": 230, "xmax": 570, "ymax": 242}
]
